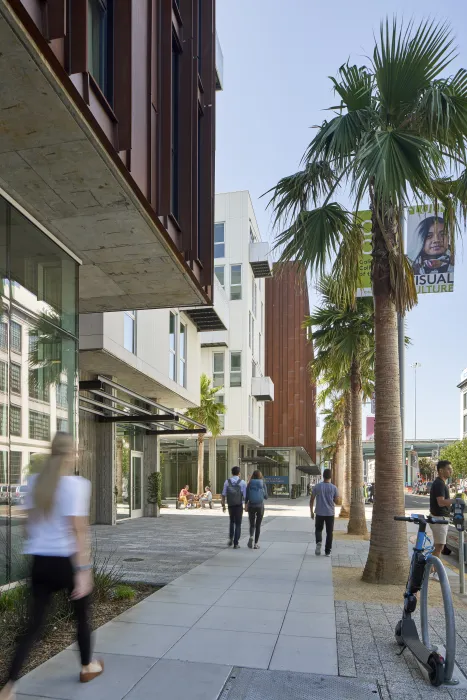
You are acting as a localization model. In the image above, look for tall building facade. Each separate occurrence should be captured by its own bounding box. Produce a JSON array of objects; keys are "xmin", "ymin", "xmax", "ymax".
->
[
  {"xmin": 160, "ymin": 191, "xmax": 274, "ymax": 497},
  {"xmin": 264, "ymin": 263, "xmax": 317, "ymax": 492},
  {"xmin": 0, "ymin": 0, "xmax": 221, "ymax": 585}
]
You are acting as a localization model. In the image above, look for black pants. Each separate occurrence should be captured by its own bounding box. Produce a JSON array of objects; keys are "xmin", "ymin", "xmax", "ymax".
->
[
  {"xmin": 248, "ymin": 506, "xmax": 264, "ymax": 544},
  {"xmin": 9, "ymin": 555, "xmax": 92, "ymax": 682},
  {"xmin": 315, "ymin": 515, "xmax": 335, "ymax": 555},
  {"xmin": 228, "ymin": 505, "xmax": 243, "ymax": 545}
]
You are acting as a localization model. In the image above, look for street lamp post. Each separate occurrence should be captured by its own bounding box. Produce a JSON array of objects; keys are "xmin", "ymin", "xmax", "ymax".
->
[{"xmin": 411, "ymin": 362, "xmax": 421, "ymax": 441}]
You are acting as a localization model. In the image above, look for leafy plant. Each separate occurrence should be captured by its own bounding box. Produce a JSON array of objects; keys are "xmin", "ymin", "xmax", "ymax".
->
[
  {"xmin": 112, "ymin": 584, "xmax": 136, "ymax": 601},
  {"xmin": 92, "ymin": 538, "xmax": 124, "ymax": 602},
  {"xmin": 147, "ymin": 472, "xmax": 162, "ymax": 509},
  {"xmin": 440, "ymin": 440, "xmax": 467, "ymax": 480}
]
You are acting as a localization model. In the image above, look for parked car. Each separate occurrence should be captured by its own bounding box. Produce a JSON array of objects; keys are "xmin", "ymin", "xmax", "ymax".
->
[
  {"xmin": 9, "ymin": 484, "xmax": 28, "ymax": 505},
  {"xmin": 0, "ymin": 484, "xmax": 8, "ymax": 504}
]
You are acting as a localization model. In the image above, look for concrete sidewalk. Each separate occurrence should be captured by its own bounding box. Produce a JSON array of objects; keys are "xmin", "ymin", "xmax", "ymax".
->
[{"xmin": 16, "ymin": 505, "xmax": 338, "ymax": 700}]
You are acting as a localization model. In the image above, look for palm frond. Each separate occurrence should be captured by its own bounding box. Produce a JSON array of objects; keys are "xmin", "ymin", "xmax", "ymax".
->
[
  {"xmin": 272, "ymin": 204, "xmax": 352, "ymax": 277},
  {"xmin": 265, "ymin": 162, "xmax": 336, "ymax": 225},
  {"xmin": 373, "ymin": 17, "xmax": 457, "ymax": 123}
]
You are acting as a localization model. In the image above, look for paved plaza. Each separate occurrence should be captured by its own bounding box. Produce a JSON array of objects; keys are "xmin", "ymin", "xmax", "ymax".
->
[{"xmin": 11, "ymin": 499, "xmax": 467, "ymax": 700}]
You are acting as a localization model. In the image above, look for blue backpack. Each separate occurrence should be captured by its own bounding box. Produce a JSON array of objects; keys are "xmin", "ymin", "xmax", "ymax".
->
[{"xmin": 248, "ymin": 479, "xmax": 266, "ymax": 506}]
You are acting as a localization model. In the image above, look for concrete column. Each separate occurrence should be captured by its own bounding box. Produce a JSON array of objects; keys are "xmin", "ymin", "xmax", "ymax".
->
[
  {"xmin": 228, "ymin": 438, "xmax": 240, "ymax": 471},
  {"xmin": 95, "ymin": 380, "xmax": 116, "ymax": 525},
  {"xmin": 96, "ymin": 420, "xmax": 116, "ymax": 525},
  {"xmin": 209, "ymin": 438, "xmax": 217, "ymax": 490},
  {"xmin": 143, "ymin": 433, "xmax": 159, "ymax": 517},
  {"xmin": 288, "ymin": 448, "xmax": 297, "ymax": 495}
]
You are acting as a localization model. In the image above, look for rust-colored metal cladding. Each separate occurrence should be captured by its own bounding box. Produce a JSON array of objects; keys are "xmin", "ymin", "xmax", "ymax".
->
[
  {"xmin": 265, "ymin": 263, "xmax": 316, "ymax": 462},
  {"xmin": 0, "ymin": 0, "xmax": 219, "ymax": 312}
]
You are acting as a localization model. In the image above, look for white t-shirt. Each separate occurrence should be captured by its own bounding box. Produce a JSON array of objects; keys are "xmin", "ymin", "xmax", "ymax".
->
[{"xmin": 24, "ymin": 475, "xmax": 91, "ymax": 557}]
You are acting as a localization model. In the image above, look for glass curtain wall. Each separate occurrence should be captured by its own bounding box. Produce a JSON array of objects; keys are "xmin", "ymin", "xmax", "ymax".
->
[
  {"xmin": 0, "ymin": 196, "xmax": 78, "ymax": 585},
  {"xmin": 160, "ymin": 438, "xmax": 209, "ymax": 498}
]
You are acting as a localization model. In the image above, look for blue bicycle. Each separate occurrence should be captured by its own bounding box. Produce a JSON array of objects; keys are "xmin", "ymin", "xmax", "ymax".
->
[{"xmin": 394, "ymin": 513, "xmax": 451, "ymax": 687}]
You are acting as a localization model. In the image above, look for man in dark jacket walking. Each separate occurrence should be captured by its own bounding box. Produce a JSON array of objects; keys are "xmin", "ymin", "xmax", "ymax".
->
[{"xmin": 222, "ymin": 466, "xmax": 246, "ymax": 549}]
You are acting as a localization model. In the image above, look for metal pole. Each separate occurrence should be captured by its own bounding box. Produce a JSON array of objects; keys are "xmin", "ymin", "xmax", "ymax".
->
[
  {"xmin": 459, "ymin": 529, "xmax": 465, "ymax": 595},
  {"xmin": 414, "ymin": 365, "xmax": 417, "ymax": 441},
  {"xmin": 398, "ymin": 315, "xmax": 405, "ymax": 483}
]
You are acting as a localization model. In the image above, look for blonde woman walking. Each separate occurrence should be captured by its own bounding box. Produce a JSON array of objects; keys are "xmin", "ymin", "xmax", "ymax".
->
[{"xmin": 0, "ymin": 433, "xmax": 103, "ymax": 700}]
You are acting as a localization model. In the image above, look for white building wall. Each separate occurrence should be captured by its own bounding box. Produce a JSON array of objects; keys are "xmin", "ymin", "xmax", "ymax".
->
[
  {"xmin": 200, "ymin": 191, "xmax": 267, "ymax": 446},
  {"xmin": 460, "ymin": 370, "xmax": 467, "ymax": 439},
  {"xmin": 80, "ymin": 308, "xmax": 200, "ymax": 409}
]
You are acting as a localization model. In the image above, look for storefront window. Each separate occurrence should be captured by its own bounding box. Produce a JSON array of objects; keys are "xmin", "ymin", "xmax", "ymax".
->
[
  {"xmin": 160, "ymin": 438, "xmax": 210, "ymax": 499},
  {"xmin": 0, "ymin": 194, "xmax": 79, "ymax": 586}
]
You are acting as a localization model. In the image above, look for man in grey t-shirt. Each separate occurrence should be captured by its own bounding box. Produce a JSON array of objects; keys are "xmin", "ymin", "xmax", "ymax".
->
[{"xmin": 310, "ymin": 469, "xmax": 338, "ymax": 556}]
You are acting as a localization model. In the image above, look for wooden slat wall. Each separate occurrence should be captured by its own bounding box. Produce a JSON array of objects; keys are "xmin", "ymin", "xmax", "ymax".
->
[{"xmin": 264, "ymin": 264, "xmax": 316, "ymax": 462}]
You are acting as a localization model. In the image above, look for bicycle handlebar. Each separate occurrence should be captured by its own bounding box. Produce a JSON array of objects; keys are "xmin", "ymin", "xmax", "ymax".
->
[{"xmin": 393, "ymin": 515, "xmax": 449, "ymax": 525}]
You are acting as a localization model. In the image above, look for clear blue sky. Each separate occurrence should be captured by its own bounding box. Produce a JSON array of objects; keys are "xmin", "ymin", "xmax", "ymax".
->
[{"xmin": 215, "ymin": 0, "xmax": 467, "ymax": 441}]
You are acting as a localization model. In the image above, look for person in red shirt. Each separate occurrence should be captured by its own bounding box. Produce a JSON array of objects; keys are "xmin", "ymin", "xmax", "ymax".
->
[{"xmin": 179, "ymin": 485, "xmax": 194, "ymax": 508}]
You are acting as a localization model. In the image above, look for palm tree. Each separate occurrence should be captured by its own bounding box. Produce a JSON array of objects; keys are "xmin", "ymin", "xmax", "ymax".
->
[
  {"xmin": 185, "ymin": 374, "xmax": 226, "ymax": 495},
  {"xmin": 317, "ymin": 374, "xmax": 351, "ymax": 517},
  {"xmin": 307, "ymin": 279, "xmax": 374, "ymax": 535},
  {"xmin": 320, "ymin": 394, "xmax": 345, "ymax": 504},
  {"xmin": 266, "ymin": 18, "xmax": 467, "ymax": 582}
]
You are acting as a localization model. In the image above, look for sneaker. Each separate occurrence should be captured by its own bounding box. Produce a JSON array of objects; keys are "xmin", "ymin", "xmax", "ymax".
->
[
  {"xmin": 227, "ymin": 539, "xmax": 233, "ymax": 547},
  {"xmin": 429, "ymin": 571, "xmax": 440, "ymax": 582},
  {"xmin": 234, "ymin": 544, "xmax": 240, "ymax": 549},
  {"xmin": 254, "ymin": 543, "xmax": 260, "ymax": 549},
  {"xmin": 325, "ymin": 551, "xmax": 331, "ymax": 557},
  {"xmin": 248, "ymin": 537, "xmax": 253, "ymax": 549},
  {"xmin": 315, "ymin": 542, "xmax": 322, "ymax": 556}
]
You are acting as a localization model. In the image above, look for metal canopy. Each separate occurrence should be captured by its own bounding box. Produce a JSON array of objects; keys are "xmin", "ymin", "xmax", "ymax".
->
[
  {"xmin": 184, "ymin": 307, "xmax": 227, "ymax": 331},
  {"xmin": 78, "ymin": 376, "xmax": 206, "ymax": 436},
  {"xmin": 297, "ymin": 465, "xmax": 321, "ymax": 476},
  {"xmin": 240, "ymin": 456, "xmax": 281, "ymax": 465}
]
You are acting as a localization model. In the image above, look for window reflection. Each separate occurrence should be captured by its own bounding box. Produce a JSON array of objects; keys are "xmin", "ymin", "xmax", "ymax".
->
[{"xmin": 0, "ymin": 194, "xmax": 78, "ymax": 585}]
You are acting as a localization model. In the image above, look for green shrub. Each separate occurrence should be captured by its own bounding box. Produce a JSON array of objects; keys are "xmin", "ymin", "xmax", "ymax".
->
[
  {"xmin": 112, "ymin": 584, "xmax": 136, "ymax": 601},
  {"xmin": 147, "ymin": 472, "xmax": 162, "ymax": 508},
  {"xmin": 92, "ymin": 535, "xmax": 124, "ymax": 601}
]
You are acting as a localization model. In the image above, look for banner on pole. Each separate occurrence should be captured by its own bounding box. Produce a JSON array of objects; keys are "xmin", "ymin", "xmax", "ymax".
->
[
  {"xmin": 406, "ymin": 204, "xmax": 453, "ymax": 294},
  {"xmin": 356, "ymin": 210, "xmax": 372, "ymax": 297}
]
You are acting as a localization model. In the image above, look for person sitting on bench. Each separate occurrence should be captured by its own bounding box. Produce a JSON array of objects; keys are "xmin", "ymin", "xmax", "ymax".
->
[
  {"xmin": 179, "ymin": 485, "xmax": 195, "ymax": 508},
  {"xmin": 199, "ymin": 486, "xmax": 213, "ymax": 509}
]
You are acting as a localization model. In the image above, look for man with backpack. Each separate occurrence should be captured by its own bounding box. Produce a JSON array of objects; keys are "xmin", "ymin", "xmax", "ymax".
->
[{"xmin": 222, "ymin": 466, "xmax": 247, "ymax": 549}]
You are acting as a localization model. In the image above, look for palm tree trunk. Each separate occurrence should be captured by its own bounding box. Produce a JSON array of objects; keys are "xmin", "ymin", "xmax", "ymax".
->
[
  {"xmin": 333, "ymin": 431, "xmax": 344, "ymax": 505},
  {"xmin": 340, "ymin": 395, "xmax": 351, "ymax": 518},
  {"xmin": 197, "ymin": 434, "xmax": 205, "ymax": 495},
  {"xmin": 363, "ymin": 214, "xmax": 408, "ymax": 583},
  {"xmin": 348, "ymin": 359, "xmax": 368, "ymax": 536}
]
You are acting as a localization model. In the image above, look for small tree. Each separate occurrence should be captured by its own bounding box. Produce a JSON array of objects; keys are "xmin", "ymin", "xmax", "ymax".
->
[
  {"xmin": 185, "ymin": 374, "xmax": 226, "ymax": 494},
  {"xmin": 418, "ymin": 457, "xmax": 435, "ymax": 480},
  {"xmin": 440, "ymin": 440, "xmax": 467, "ymax": 481}
]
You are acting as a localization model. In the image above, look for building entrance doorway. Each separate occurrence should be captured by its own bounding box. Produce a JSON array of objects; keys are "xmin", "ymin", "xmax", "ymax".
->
[
  {"xmin": 130, "ymin": 451, "xmax": 143, "ymax": 518},
  {"xmin": 116, "ymin": 425, "xmax": 144, "ymax": 520}
]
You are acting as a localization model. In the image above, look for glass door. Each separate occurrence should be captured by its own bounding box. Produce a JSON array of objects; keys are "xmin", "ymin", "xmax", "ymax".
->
[{"xmin": 130, "ymin": 451, "xmax": 143, "ymax": 518}]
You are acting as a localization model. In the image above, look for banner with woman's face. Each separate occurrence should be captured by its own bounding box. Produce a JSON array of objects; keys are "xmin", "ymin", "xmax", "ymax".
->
[{"xmin": 406, "ymin": 205, "xmax": 454, "ymax": 294}]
